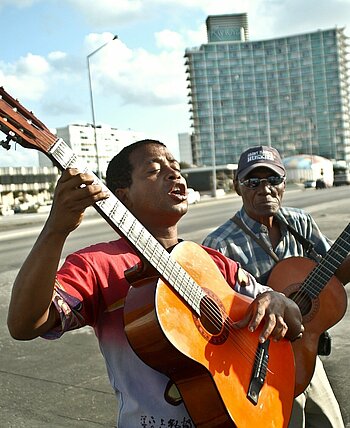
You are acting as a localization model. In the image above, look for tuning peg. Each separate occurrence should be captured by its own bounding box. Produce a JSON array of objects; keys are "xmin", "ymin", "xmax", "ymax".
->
[
  {"xmin": 0, "ymin": 131, "xmax": 19, "ymax": 150},
  {"xmin": 0, "ymin": 136, "xmax": 12, "ymax": 150}
]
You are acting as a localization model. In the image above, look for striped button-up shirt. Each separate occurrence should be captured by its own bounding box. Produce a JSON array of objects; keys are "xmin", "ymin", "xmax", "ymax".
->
[{"xmin": 202, "ymin": 206, "xmax": 331, "ymax": 284}]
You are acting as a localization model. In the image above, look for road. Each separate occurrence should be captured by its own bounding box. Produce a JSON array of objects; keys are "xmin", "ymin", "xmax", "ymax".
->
[
  {"xmin": 1, "ymin": 185, "xmax": 349, "ymax": 272},
  {"xmin": 0, "ymin": 185, "xmax": 349, "ymax": 427}
]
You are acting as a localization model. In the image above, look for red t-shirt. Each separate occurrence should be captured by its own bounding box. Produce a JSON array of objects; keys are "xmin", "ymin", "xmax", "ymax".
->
[{"xmin": 47, "ymin": 238, "xmax": 268, "ymax": 428}]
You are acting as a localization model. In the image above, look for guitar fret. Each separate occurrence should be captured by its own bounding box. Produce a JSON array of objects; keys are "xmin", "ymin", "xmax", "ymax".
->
[
  {"xmin": 306, "ymin": 273, "xmax": 328, "ymax": 297},
  {"xmin": 142, "ymin": 235, "xmax": 153, "ymax": 258},
  {"xmin": 128, "ymin": 222, "xmax": 147, "ymax": 253},
  {"xmin": 148, "ymin": 245, "xmax": 163, "ymax": 269},
  {"xmin": 331, "ymin": 242, "xmax": 350, "ymax": 258},
  {"xmin": 177, "ymin": 269, "xmax": 191, "ymax": 298},
  {"xmin": 109, "ymin": 200, "xmax": 120, "ymax": 219},
  {"xmin": 148, "ymin": 246, "xmax": 168, "ymax": 273},
  {"xmin": 165, "ymin": 261, "xmax": 182, "ymax": 285},
  {"xmin": 302, "ymin": 223, "xmax": 350, "ymax": 297},
  {"xmin": 50, "ymin": 139, "xmax": 86, "ymax": 171},
  {"xmin": 125, "ymin": 218, "xmax": 138, "ymax": 241},
  {"xmin": 134, "ymin": 226, "xmax": 145, "ymax": 248},
  {"xmin": 172, "ymin": 266, "xmax": 203, "ymax": 311},
  {"xmin": 118, "ymin": 211, "xmax": 132, "ymax": 235},
  {"xmin": 193, "ymin": 278, "xmax": 205, "ymax": 307},
  {"xmin": 327, "ymin": 250, "xmax": 347, "ymax": 264},
  {"xmin": 182, "ymin": 274, "xmax": 197, "ymax": 306},
  {"xmin": 323, "ymin": 256, "xmax": 343, "ymax": 272},
  {"xmin": 181, "ymin": 275, "xmax": 201, "ymax": 310},
  {"xmin": 142, "ymin": 240, "xmax": 155, "ymax": 260},
  {"xmin": 159, "ymin": 256, "xmax": 203, "ymax": 311},
  {"xmin": 157, "ymin": 249, "xmax": 170, "ymax": 275}
]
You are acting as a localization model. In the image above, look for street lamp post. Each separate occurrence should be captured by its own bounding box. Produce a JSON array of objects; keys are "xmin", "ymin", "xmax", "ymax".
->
[
  {"xmin": 332, "ymin": 125, "xmax": 337, "ymax": 160},
  {"xmin": 209, "ymin": 87, "xmax": 217, "ymax": 198},
  {"xmin": 87, "ymin": 35, "xmax": 118, "ymax": 178},
  {"xmin": 266, "ymin": 103, "xmax": 272, "ymax": 147},
  {"xmin": 308, "ymin": 118, "xmax": 315, "ymax": 158}
]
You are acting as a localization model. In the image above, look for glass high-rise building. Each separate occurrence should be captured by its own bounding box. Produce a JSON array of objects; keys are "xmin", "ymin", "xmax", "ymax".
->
[{"xmin": 184, "ymin": 13, "xmax": 350, "ymax": 166}]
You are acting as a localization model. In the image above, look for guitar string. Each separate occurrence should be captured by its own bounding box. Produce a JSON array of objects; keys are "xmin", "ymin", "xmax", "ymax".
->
[
  {"xmin": 111, "ymin": 197, "xmax": 267, "ymax": 369},
  {"xmin": 288, "ymin": 228, "xmax": 350, "ymax": 310},
  {"xmin": 51, "ymin": 141, "xmax": 271, "ymax": 373},
  {"xmin": 154, "ymin": 248, "xmax": 268, "ymax": 367},
  {"xmin": 104, "ymin": 195, "xmax": 269, "ymax": 370},
  {"xmin": 99, "ymin": 203, "xmax": 267, "ymax": 367},
  {"xmin": 136, "ymin": 236, "xmax": 264, "ymax": 368},
  {"xmin": 106, "ymin": 195, "xmax": 279, "ymax": 370},
  {"xmin": 3, "ymin": 94, "xmax": 280, "ymax": 380}
]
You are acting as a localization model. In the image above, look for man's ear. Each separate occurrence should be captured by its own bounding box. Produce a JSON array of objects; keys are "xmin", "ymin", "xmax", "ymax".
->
[
  {"xmin": 234, "ymin": 179, "xmax": 241, "ymax": 196},
  {"xmin": 115, "ymin": 188, "xmax": 129, "ymax": 205}
]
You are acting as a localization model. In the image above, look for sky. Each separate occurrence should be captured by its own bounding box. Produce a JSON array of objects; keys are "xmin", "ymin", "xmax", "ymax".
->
[{"xmin": 1, "ymin": 0, "xmax": 350, "ymax": 167}]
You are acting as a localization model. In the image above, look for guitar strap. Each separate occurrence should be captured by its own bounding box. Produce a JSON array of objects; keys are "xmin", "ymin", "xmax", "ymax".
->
[
  {"xmin": 275, "ymin": 213, "xmax": 322, "ymax": 262},
  {"xmin": 232, "ymin": 213, "xmax": 331, "ymax": 356},
  {"xmin": 231, "ymin": 213, "xmax": 322, "ymax": 263},
  {"xmin": 231, "ymin": 215, "xmax": 280, "ymax": 262}
]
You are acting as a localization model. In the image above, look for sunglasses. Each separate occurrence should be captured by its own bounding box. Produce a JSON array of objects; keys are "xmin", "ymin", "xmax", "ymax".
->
[{"xmin": 239, "ymin": 175, "xmax": 285, "ymax": 189}]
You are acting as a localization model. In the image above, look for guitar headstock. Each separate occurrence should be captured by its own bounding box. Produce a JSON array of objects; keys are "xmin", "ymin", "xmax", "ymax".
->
[{"xmin": 0, "ymin": 86, "xmax": 56, "ymax": 154}]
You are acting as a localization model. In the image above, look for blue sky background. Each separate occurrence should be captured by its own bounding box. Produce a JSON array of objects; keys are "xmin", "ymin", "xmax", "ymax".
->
[{"xmin": 1, "ymin": 0, "xmax": 350, "ymax": 167}]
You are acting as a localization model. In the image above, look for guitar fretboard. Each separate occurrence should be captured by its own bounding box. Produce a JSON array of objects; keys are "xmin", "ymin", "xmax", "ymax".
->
[
  {"xmin": 302, "ymin": 223, "xmax": 350, "ymax": 298},
  {"xmin": 49, "ymin": 138, "xmax": 205, "ymax": 314}
]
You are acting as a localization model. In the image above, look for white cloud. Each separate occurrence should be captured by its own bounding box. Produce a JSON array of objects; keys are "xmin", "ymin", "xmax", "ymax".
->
[
  {"xmin": 185, "ymin": 25, "xmax": 207, "ymax": 47},
  {"xmin": 0, "ymin": 54, "xmax": 50, "ymax": 100},
  {"xmin": 260, "ymin": 0, "xmax": 350, "ymax": 38},
  {"xmin": 67, "ymin": 0, "xmax": 144, "ymax": 25},
  {"xmin": 17, "ymin": 53, "xmax": 50, "ymax": 75},
  {"xmin": 155, "ymin": 30, "xmax": 184, "ymax": 51},
  {"xmin": 84, "ymin": 33, "xmax": 186, "ymax": 106},
  {"xmin": 48, "ymin": 51, "xmax": 67, "ymax": 61},
  {"xmin": 65, "ymin": 0, "xmax": 253, "ymax": 29}
]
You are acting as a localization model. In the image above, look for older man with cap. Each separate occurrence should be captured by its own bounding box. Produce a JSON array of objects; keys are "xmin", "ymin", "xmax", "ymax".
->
[{"xmin": 203, "ymin": 145, "xmax": 348, "ymax": 428}]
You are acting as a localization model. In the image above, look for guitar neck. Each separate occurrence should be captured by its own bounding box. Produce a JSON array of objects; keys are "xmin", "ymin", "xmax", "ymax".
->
[
  {"xmin": 303, "ymin": 223, "xmax": 350, "ymax": 296},
  {"xmin": 48, "ymin": 138, "xmax": 204, "ymax": 315}
]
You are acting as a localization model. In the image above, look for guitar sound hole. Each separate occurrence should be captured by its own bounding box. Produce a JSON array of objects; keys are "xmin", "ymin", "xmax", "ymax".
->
[
  {"xmin": 199, "ymin": 296, "xmax": 223, "ymax": 335},
  {"xmin": 290, "ymin": 290, "xmax": 312, "ymax": 316}
]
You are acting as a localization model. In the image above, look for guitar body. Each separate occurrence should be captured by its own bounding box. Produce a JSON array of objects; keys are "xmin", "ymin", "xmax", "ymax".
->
[
  {"xmin": 124, "ymin": 241, "xmax": 295, "ymax": 428},
  {"xmin": 267, "ymin": 256, "xmax": 348, "ymax": 396}
]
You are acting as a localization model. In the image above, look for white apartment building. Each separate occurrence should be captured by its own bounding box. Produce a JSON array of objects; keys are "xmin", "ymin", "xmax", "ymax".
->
[
  {"xmin": 39, "ymin": 124, "xmax": 145, "ymax": 178},
  {"xmin": 178, "ymin": 132, "xmax": 193, "ymax": 165},
  {"xmin": 185, "ymin": 14, "xmax": 350, "ymax": 165}
]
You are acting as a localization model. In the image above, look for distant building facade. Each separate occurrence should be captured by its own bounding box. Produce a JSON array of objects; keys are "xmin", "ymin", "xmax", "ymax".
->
[
  {"xmin": 39, "ymin": 124, "xmax": 145, "ymax": 177},
  {"xmin": 178, "ymin": 132, "xmax": 193, "ymax": 165},
  {"xmin": 0, "ymin": 124, "xmax": 145, "ymax": 213},
  {"xmin": 0, "ymin": 166, "xmax": 59, "ymax": 213},
  {"xmin": 185, "ymin": 13, "xmax": 350, "ymax": 166},
  {"xmin": 283, "ymin": 154, "xmax": 334, "ymax": 186}
]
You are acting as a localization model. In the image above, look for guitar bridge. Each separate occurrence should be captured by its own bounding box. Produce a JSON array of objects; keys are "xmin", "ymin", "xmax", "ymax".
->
[{"xmin": 247, "ymin": 339, "xmax": 270, "ymax": 405}]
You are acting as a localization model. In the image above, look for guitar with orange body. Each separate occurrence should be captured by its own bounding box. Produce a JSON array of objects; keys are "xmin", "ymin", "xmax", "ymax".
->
[
  {"xmin": 267, "ymin": 225, "xmax": 349, "ymax": 396},
  {"xmin": 0, "ymin": 86, "xmax": 295, "ymax": 427}
]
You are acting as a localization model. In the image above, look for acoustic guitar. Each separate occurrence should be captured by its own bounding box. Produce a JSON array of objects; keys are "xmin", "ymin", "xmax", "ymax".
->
[
  {"xmin": 0, "ymin": 86, "xmax": 295, "ymax": 427},
  {"xmin": 268, "ymin": 224, "xmax": 349, "ymax": 396}
]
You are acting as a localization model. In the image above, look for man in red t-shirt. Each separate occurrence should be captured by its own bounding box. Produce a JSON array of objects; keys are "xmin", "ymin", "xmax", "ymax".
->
[{"xmin": 8, "ymin": 139, "xmax": 302, "ymax": 427}]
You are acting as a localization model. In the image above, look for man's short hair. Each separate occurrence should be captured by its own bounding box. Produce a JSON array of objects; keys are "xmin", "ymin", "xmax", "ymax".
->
[{"xmin": 106, "ymin": 139, "xmax": 166, "ymax": 191}]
